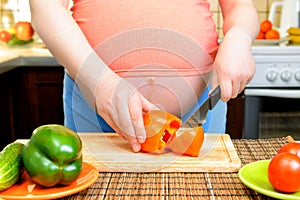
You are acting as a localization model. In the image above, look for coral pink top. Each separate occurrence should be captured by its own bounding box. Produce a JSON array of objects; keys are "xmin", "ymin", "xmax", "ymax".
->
[{"xmin": 71, "ymin": 0, "xmax": 219, "ymax": 77}]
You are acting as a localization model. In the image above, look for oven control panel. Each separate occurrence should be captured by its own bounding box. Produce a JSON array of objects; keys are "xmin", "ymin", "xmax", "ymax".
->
[
  {"xmin": 247, "ymin": 63, "xmax": 300, "ymax": 87},
  {"xmin": 247, "ymin": 46, "xmax": 300, "ymax": 88}
]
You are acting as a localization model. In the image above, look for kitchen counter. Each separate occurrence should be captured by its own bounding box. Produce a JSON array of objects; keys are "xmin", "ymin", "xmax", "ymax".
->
[
  {"xmin": 57, "ymin": 134, "xmax": 291, "ymax": 200},
  {"xmin": 1, "ymin": 43, "xmax": 300, "ymax": 73},
  {"xmin": 0, "ymin": 43, "xmax": 59, "ymax": 74}
]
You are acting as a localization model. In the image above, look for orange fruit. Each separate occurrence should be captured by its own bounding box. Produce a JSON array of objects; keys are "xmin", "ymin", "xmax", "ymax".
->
[
  {"xmin": 265, "ymin": 29, "xmax": 280, "ymax": 39},
  {"xmin": 260, "ymin": 20, "xmax": 273, "ymax": 33},
  {"xmin": 256, "ymin": 31, "xmax": 265, "ymax": 39}
]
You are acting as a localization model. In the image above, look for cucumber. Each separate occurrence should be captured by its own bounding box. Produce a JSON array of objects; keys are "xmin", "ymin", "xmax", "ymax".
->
[{"xmin": 0, "ymin": 142, "xmax": 24, "ymax": 191}]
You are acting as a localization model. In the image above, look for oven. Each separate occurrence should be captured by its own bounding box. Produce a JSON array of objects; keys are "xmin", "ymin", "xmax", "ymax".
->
[{"xmin": 244, "ymin": 46, "xmax": 300, "ymax": 140}]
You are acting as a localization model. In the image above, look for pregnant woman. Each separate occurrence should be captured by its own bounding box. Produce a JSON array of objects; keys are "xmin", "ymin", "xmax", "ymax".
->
[{"xmin": 29, "ymin": 0, "xmax": 259, "ymax": 152}]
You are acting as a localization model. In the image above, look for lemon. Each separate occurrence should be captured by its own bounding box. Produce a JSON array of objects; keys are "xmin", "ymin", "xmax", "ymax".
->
[{"xmin": 5, "ymin": 27, "xmax": 15, "ymax": 35}]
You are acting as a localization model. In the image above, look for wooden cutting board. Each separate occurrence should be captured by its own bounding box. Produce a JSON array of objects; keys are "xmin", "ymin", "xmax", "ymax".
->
[{"xmin": 79, "ymin": 132, "xmax": 241, "ymax": 172}]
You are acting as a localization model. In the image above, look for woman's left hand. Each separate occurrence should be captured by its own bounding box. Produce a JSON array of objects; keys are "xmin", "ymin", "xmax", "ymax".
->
[{"xmin": 212, "ymin": 27, "xmax": 255, "ymax": 102}]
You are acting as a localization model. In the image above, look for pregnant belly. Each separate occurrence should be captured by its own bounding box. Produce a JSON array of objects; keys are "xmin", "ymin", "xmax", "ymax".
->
[{"xmin": 124, "ymin": 70, "xmax": 211, "ymax": 117}]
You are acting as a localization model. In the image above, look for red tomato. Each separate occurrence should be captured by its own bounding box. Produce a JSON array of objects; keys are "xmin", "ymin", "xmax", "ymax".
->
[
  {"xmin": 15, "ymin": 21, "xmax": 34, "ymax": 41},
  {"xmin": 278, "ymin": 142, "xmax": 300, "ymax": 157},
  {"xmin": 268, "ymin": 152, "xmax": 300, "ymax": 193},
  {"xmin": 0, "ymin": 30, "xmax": 12, "ymax": 42}
]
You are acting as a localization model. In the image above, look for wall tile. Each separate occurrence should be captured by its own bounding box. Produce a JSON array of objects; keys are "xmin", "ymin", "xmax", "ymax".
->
[
  {"xmin": 253, "ymin": 0, "xmax": 268, "ymax": 11},
  {"xmin": 0, "ymin": 10, "xmax": 15, "ymax": 29},
  {"xmin": 208, "ymin": 0, "xmax": 220, "ymax": 12},
  {"xmin": 0, "ymin": 0, "xmax": 281, "ymax": 37},
  {"xmin": 1, "ymin": 0, "xmax": 18, "ymax": 10},
  {"xmin": 17, "ymin": 0, "xmax": 30, "ymax": 10}
]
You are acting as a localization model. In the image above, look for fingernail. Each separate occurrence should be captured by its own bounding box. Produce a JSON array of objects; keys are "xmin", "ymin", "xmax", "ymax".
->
[
  {"xmin": 132, "ymin": 143, "xmax": 141, "ymax": 152},
  {"xmin": 138, "ymin": 136, "xmax": 146, "ymax": 143}
]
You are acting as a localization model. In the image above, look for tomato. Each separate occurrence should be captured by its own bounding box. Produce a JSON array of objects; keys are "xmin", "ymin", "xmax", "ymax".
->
[
  {"xmin": 256, "ymin": 31, "xmax": 265, "ymax": 39},
  {"xmin": 268, "ymin": 152, "xmax": 300, "ymax": 193},
  {"xmin": 265, "ymin": 29, "xmax": 280, "ymax": 40},
  {"xmin": 260, "ymin": 20, "xmax": 273, "ymax": 33},
  {"xmin": 15, "ymin": 21, "xmax": 34, "ymax": 41},
  {"xmin": 278, "ymin": 142, "xmax": 300, "ymax": 157},
  {"xmin": 0, "ymin": 30, "xmax": 12, "ymax": 42}
]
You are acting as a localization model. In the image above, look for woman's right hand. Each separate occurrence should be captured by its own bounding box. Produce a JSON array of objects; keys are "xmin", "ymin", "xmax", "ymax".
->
[{"xmin": 94, "ymin": 69, "xmax": 155, "ymax": 152}]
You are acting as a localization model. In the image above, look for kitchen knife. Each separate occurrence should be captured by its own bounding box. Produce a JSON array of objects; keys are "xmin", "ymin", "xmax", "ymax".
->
[
  {"xmin": 197, "ymin": 85, "xmax": 221, "ymax": 125},
  {"xmin": 182, "ymin": 85, "xmax": 221, "ymax": 125}
]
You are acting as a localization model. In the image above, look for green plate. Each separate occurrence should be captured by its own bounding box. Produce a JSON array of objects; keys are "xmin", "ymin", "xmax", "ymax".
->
[{"xmin": 238, "ymin": 160, "xmax": 300, "ymax": 200}]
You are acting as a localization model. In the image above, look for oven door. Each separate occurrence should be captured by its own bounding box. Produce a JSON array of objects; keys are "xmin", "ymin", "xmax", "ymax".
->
[{"xmin": 244, "ymin": 88, "xmax": 300, "ymax": 140}]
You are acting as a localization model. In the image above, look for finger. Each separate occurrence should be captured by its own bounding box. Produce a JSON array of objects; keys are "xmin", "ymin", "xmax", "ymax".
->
[
  {"xmin": 114, "ymin": 110, "xmax": 141, "ymax": 152},
  {"xmin": 113, "ymin": 101, "xmax": 135, "ymax": 138},
  {"xmin": 97, "ymin": 110, "xmax": 120, "ymax": 133},
  {"xmin": 103, "ymin": 115, "xmax": 131, "ymax": 142},
  {"xmin": 211, "ymin": 67, "xmax": 219, "ymax": 88},
  {"xmin": 141, "ymin": 95, "xmax": 157, "ymax": 112},
  {"xmin": 116, "ymin": 131, "xmax": 127, "ymax": 140},
  {"xmin": 238, "ymin": 80, "xmax": 248, "ymax": 94},
  {"xmin": 238, "ymin": 84, "xmax": 245, "ymax": 95},
  {"xmin": 103, "ymin": 103, "xmax": 141, "ymax": 152},
  {"xmin": 116, "ymin": 128, "xmax": 140, "ymax": 152},
  {"xmin": 231, "ymin": 81, "xmax": 240, "ymax": 99},
  {"xmin": 113, "ymin": 93, "xmax": 145, "ymax": 151},
  {"xmin": 220, "ymin": 80, "xmax": 232, "ymax": 102},
  {"xmin": 116, "ymin": 126, "xmax": 141, "ymax": 152},
  {"xmin": 128, "ymin": 136, "xmax": 141, "ymax": 152},
  {"xmin": 128, "ymin": 92, "xmax": 147, "ymax": 143}
]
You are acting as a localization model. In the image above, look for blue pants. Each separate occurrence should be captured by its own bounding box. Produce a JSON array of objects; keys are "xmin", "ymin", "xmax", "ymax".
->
[{"xmin": 63, "ymin": 72, "xmax": 226, "ymax": 133}]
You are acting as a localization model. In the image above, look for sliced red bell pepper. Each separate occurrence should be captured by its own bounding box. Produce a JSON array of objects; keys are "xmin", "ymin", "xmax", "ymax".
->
[
  {"xmin": 166, "ymin": 126, "xmax": 204, "ymax": 157},
  {"xmin": 141, "ymin": 110, "xmax": 205, "ymax": 157},
  {"xmin": 141, "ymin": 110, "xmax": 181, "ymax": 153}
]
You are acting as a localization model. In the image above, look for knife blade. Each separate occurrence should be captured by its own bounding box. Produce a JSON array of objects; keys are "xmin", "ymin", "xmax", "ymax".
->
[
  {"xmin": 197, "ymin": 85, "xmax": 221, "ymax": 125},
  {"xmin": 182, "ymin": 85, "xmax": 221, "ymax": 125}
]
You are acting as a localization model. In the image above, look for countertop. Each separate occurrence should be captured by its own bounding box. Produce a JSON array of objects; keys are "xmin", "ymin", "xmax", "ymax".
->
[
  {"xmin": 0, "ymin": 43, "xmax": 59, "ymax": 74},
  {"xmin": 1, "ymin": 42, "xmax": 300, "ymax": 73},
  {"xmin": 59, "ymin": 134, "xmax": 291, "ymax": 200}
]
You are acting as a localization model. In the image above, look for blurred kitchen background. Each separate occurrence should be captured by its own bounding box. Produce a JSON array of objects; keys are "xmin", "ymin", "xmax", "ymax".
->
[
  {"xmin": 0, "ymin": 0, "xmax": 280, "ymax": 38},
  {"xmin": 0, "ymin": 0, "xmax": 31, "ymax": 29}
]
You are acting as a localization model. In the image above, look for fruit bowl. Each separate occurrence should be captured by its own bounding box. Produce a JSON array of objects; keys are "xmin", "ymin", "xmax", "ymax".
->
[
  {"xmin": 0, "ymin": 21, "xmax": 34, "ymax": 46},
  {"xmin": 253, "ymin": 37, "xmax": 290, "ymax": 46}
]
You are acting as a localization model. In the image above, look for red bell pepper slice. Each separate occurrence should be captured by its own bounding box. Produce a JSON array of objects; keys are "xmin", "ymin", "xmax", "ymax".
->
[
  {"xmin": 141, "ymin": 110, "xmax": 181, "ymax": 153},
  {"xmin": 141, "ymin": 110, "xmax": 205, "ymax": 157},
  {"xmin": 166, "ymin": 126, "xmax": 205, "ymax": 157}
]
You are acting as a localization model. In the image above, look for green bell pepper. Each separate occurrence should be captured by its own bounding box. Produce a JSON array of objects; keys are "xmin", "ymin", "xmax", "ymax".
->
[{"xmin": 22, "ymin": 124, "xmax": 83, "ymax": 187}]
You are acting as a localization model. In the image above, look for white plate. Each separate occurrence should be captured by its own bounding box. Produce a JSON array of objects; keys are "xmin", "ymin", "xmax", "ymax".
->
[{"xmin": 253, "ymin": 38, "xmax": 290, "ymax": 45}]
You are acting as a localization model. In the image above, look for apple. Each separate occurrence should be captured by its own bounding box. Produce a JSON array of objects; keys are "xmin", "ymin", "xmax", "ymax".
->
[
  {"xmin": 0, "ymin": 30, "xmax": 13, "ymax": 42},
  {"xmin": 15, "ymin": 21, "xmax": 34, "ymax": 41}
]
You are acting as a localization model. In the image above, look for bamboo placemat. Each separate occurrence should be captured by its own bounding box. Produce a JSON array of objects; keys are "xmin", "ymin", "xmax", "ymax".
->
[{"xmin": 61, "ymin": 136, "xmax": 290, "ymax": 200}]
